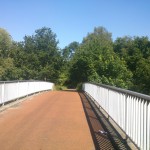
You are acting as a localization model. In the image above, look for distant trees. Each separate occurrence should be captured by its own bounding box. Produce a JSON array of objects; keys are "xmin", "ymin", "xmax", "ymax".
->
[
  {"xmin": 0, "ymin": 27, "xmax": 62, "ymax": 82},
  {"xmin": 0, "ymin": 28, "xmax": 18, "ymax": 80},
  {"xmin": 0, "ymin": 28, "xmax": 12, "ymax": 58},
  {"xmin": 68, "ymin": 27, "xmax": 132, "ymax": 89},
  {"xmin": 62, "ymin": 41, "xmax": 79, "ymax": 61},
  {"xmin": 23, "ymin": 27, "xmax": 62, "ymax": 82},
  {"xmin": 114, "ymin": 36, "xmax": 150, "ymax": 94},
  {"xmin": 0, "ymin": 26, "xmax": 150, "ymax": 94}
]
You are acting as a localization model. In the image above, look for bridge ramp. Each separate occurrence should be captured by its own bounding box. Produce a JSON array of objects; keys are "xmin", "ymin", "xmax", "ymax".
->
[{"xmin": 0, "ymin": 91, "xmax": 114, "ymax": 150}]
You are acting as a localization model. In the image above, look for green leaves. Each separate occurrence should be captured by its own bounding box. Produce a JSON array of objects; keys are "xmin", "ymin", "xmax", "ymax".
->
[
  {"xmin": 0, "ymin": 58, "xmax": 22, "ymax": 80},
  {"xmin": 34, "ymin": 27, "xmax": 58, "ymax": 51},
  {"xmin": 0, "ymin": 26, "xmax": 149, "ymax": 94},
  {"xmin": 134, "ymin": 58, "xmax": 150, "ymax": 94},
  {"xmin": 68, "ymin": 26, "xmax": 133, "ymax": 89},
  {"xmin": 0, "ymin": 28, "xmax": 12, "ymax": 58},
  {"xmin": 114, "ymin": 36, "xmax": 150, "ymax": 94},
  {"xmin": 62, "ymin": 41, "xmax": 79, "ymax": 61},
  {"xmin": 0, "ymin": 27, "xmax": 62, "ymax": 83}
]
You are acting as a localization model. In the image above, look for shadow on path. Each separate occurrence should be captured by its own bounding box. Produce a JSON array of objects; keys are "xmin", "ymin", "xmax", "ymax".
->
[{"xmin": 79, "ymin": 92, "xmax": 115, "ymax": 150}]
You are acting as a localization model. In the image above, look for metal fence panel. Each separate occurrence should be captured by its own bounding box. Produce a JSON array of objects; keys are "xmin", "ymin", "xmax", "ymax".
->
[
  {"xmin": 0, "ymin": 80, "xmax": 54, "ymax": 105},
  {"xmin": 83, "ymin": 83, "xmax": 150, "ymax": 150}
]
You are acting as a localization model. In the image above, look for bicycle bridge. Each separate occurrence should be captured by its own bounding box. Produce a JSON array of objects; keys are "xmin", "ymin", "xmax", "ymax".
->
[{"xmin": 0, "ymin": 81, "xmax": 149, "ymax": 150}]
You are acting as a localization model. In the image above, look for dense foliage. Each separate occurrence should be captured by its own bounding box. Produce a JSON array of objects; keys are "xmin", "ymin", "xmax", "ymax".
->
[
  {"xmin": 0, "ymin": 27, "xmax": 150, "ymax": 95},
  {"xmin": 0, "ymin": 27, "xmax": 63, "ymax": 83}
]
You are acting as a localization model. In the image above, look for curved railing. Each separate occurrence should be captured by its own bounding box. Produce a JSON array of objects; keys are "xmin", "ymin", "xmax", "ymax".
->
[
  {"xmin": 0, "ymin": 80, "xmax": 54, "ymax": 105},
  {"xmin": 82, "ymin": 82, "xmax": 150, "ymax": 150}
]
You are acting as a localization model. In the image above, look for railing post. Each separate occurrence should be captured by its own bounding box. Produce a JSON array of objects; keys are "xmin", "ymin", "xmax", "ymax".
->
[
  {"xmin": 145, "ymin": 102, "xmax": 148, "ymax": 150},
  {"xmin": 83, "ymin": 82, "xmax": 150, "ymax": 150},
  {"xmin": 107, "ymin": 88, "xmax": 110, "ymax": 120},
  {"xmin": 147, "ymin": 102, "xmax": 150, "ymax": 150},
  {"xmin": 2, "ymin": 82, "xmax": 5, "ymax": 106},
  {"xmin": 125, "ymin": 93, "xmax": 128, "ymax": 140},
  {"xmin": 17, "ymin": 80, "xmax": 19, "ymax": 100}
]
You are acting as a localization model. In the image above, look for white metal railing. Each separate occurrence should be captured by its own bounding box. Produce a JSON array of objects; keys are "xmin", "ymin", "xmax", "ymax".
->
[
  {"xmin": 82, "ymin": 82, "xmax": 150, "ymax": 150},
  {"xmin": 0, "ymin": 80, "xmax": 54, "ymax": 105}
]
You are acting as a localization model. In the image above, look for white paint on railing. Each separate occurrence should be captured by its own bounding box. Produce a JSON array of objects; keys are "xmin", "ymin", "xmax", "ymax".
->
[
  {"xmin": 0, "ymin": 80, "xmax": 54, "ymax": 105},
  {"xmin": 82, "ymin": 83, "xmax": 150, "ymax": 150}
]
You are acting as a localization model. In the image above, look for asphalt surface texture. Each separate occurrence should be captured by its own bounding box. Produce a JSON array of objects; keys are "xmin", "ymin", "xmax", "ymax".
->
[{"xmin": 0, "ymin": 91, "xmax": 114, "ymax": 150}]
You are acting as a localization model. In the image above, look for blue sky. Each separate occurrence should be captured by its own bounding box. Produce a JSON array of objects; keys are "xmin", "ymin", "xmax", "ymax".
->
[{"xmin": 1, "ymin": 0, "xmax": 150, "ymax": 48}]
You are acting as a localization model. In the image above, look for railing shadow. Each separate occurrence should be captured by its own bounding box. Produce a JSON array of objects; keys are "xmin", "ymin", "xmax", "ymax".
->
[{"xmin": 78, "ymin": 92, "xmax": 115, "ymax": 150}]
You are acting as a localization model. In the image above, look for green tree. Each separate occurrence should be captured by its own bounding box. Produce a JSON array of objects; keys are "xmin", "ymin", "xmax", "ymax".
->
[
  {"xmin": 22, "ymin": 27, "xmax": 62, "ymax": 82},
  {"xmin": 95, "ymin": 48, "xmax": 133, "ymax": 88},
  {"xmin": 134, "ymin": 58, "xmax": 150, "ymax": 94},
  {"xmin": 0, "ymin": 28, "xmax": 12, "ymax": 58},
  {"xmin": 34, "ymin": 27, "xmax": 58, "ymax": 51},
  {"xmin": 24, "ymin": 35, "xmax": 36, "ymax": 52},
  {"xmin": 0, "ymin": 58, "xmax": 21, "ymax": 80},
  {"xmin": 69, "ymin": 56, "xmax": 101, "ymax": 86},
  {"xmin": 82, "ymin": 27, "xmax": 112, "ymax": 48},
  {"xmin": 134, "ymin": 36, "xmax": 150, "ymax": 58},
  {"xmin": 62, "ymin": 41, "xmax": 79, "ymax": 61},
  {"xmin": 114, "ymin": 36, "xmax": 150, "ymax": 94},
  {"xmin": 69, "ymin": 27, "xmax": 132, "ymax": 88}
]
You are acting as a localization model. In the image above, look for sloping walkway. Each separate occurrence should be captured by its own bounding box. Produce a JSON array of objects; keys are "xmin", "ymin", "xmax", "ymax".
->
[{"xmin": 0, "ymin": 91, "xmax": 114, "ymax": 150}]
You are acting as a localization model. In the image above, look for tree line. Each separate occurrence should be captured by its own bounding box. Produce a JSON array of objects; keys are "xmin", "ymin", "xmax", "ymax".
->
[{"xmin": 0, "ymin": 27, "xmax": 150, "ymax": 95}]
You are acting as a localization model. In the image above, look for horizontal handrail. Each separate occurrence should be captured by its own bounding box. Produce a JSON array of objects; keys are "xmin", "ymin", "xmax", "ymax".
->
[
  {"xmin": 0, "ymin": 80, "xmax": 54, "ymax": 105},
  {"xmin": 89, "ymin": 82, "xmax": 150, "ymax": 101},
  {"xmin": 82, "ymin": 82, "xmax": 150, "ymax": 150},
  {"xmin": 0, "ymin": 80, "xmax": 50, "ymax": 84}
]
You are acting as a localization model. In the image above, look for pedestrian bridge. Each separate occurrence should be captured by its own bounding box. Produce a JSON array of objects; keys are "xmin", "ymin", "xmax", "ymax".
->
[{"xmin": 0, "ymin": 81, "xmax": 149, "ymax": 150}]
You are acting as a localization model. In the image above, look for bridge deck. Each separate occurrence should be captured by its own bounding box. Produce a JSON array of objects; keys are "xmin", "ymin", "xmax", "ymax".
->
[{"xmin": 0, "ymin": 91, "xmax": 114, "ymax": 150}]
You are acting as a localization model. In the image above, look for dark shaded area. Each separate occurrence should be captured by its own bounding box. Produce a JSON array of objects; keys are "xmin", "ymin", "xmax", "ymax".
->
[
  {"xmin": 80, "ymin": 92, "xmax": 132, "ymax": 150},
  {"xmin": 79, "ymin": 92, "xmax": 115, "ymax": 150}
]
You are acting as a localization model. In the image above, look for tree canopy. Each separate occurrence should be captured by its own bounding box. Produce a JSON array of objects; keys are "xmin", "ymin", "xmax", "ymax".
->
[
  {"xmin": 0, "ymin": 28, "xmax": 12, "ymax": 58},
  {"xmin": 68, "ymin": 27, "xmax": 132, "ymax": 89},
  {"xmin": 0, "ymin": 26, "xmax": 150, "ymax": 95}
]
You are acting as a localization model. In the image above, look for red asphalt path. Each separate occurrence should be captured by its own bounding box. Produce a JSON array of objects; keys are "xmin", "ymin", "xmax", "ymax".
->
[{"xmin": 0, "ymin": 91, "xmax": 95, "ymax": 150}]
